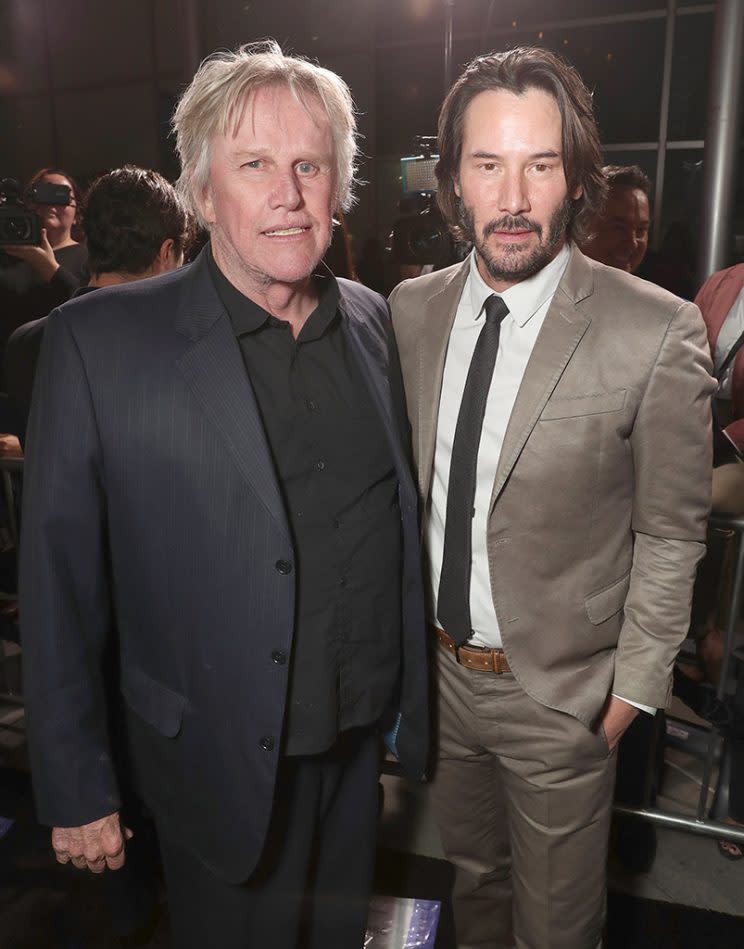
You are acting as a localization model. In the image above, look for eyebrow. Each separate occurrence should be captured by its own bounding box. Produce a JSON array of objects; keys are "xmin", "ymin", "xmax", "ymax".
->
[{"xmin": 469, "ymin": 149, "xmax": 562, "ymax": 161}]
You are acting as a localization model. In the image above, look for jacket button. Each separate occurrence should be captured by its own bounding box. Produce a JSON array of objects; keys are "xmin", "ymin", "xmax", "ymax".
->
[
  {"xmin": 275, "ymin": 559, "xmax": 293, "ymax": 575},
  {"xmin": 259, "ymin": 736, "xmax": 274, "ymax": 751},
  {"xmin": 271, "ymin": 650, "xmax": 287, "ymax": 665}
]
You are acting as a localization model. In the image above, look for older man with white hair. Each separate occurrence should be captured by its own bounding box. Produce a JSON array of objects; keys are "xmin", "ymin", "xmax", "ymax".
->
[{"xmin": 20, "ymin": 41, "xmax": 428, "ymax": 949}]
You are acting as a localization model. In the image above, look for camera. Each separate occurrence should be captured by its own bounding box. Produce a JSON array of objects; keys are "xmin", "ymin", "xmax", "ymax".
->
[
  {"xmin": 389, "ymin": 136, "xmax": 456, "ymax": 269},
  {"xmin": 0, "ymin": 177, "xmax": 72, "ymax": 247}
]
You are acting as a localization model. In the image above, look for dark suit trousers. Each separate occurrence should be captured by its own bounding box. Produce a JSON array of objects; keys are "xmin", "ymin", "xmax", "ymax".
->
[{"xmin": 158, "ymin": 727, "xmax": 379, "ymax": 949}]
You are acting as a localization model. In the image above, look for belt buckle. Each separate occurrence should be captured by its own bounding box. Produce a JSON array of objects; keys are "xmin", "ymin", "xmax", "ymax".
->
[{"xmin": 453, "ymin": 642, "xmax": 464, "ymax": 665}]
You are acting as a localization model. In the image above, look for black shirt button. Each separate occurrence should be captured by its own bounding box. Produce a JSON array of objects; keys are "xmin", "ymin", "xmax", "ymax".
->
[
  {"xmin": 271, "ymin": 650, "xmax": 287, "ymax": 665},
  {"xmin": 275, "ymin": 559, "xmax": 293, "ymax": 575},
  {"xmin": 315, "ymin": 460, "xmax": 325, "ymax": 471},
  {"xmin": 259, "ymin": 736, "xmax": 275, "ymax": 752},
  {"xmin": 333, "ymin": 518, "xmax": 341, "ymax": 529},
  {"xmin": 339, "ymin": 576, "xmax": 347, "ymax": 587},
  {"xmin": 306, "ymin": 399, "xmax": 318, "ymax": 411}
]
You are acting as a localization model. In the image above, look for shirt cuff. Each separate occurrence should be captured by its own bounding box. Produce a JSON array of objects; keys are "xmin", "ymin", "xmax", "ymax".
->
[{"xmin": 612, "ymin": 693, "xmax": 656, "ymax": 716}]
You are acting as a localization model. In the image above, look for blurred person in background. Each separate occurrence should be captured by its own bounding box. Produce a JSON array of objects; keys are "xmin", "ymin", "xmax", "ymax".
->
[
  {"xmin": 689, "ymin": 261, "xmax": 744, "ymax": 861},
  {"xmin": 580, "ymin": 164, "xmax": 651, "ymax": 275},
  {"xmin": 4, "ymin": 165, "xmax": 191, "ymax": 439},
  {"xmin": 0, "ymin": 167, "xmax": 88, "ymax": 382},
  {"xmin": 4, "ymin": 164, "xmax": 190, "ymax": 945}
]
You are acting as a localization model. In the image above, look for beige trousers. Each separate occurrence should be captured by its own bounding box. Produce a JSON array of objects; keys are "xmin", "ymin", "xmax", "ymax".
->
[{"xmin": 431, "ymin": 645, "xmax": 617, "ymax": 949}]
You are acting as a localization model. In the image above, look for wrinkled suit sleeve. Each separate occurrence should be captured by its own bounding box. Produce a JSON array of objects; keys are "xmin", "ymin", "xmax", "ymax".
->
[{"xmin": 613, "ymin": 301, "xmax": 715, "ymax": 707}]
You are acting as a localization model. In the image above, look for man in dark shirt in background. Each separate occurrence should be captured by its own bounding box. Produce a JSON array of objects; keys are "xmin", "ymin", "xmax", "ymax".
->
[{"xmin": 20, "ymin": 41, "xmax": 428, "ymax": 949}]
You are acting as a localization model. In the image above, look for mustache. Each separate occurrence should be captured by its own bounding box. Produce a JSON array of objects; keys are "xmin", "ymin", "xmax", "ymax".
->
[{"xmin": 483, "ymin": 216, "xmax": 541, "ymax": 238}]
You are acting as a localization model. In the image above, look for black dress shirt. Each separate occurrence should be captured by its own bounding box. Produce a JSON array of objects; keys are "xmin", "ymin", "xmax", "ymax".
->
[{"xmin": 207, "ymin": 248, "xmax": 402, "ymax": 756}]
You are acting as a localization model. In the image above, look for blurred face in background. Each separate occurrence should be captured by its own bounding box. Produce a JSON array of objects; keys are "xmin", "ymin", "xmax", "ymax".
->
[
  {"xmin": 582, "ymin": 185, "xmax": 650, "ymax": 273},
  {"xmin": 28, "ymin": 173, "xmax": 79, "ymax": 249}
]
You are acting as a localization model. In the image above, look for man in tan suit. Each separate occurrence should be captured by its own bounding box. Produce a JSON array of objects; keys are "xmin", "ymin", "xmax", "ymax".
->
[{"xmin": 390, "ymin": 47, "xmax": 714, "ymax": 948}]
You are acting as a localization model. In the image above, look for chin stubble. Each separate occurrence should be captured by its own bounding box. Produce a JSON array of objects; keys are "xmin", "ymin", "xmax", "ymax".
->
[{"xmin": 460, "ymin": 197, "xmax": 573, "ymax": 283}]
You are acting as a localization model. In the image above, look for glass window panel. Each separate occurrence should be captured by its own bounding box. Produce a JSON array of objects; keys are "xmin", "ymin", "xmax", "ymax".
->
[
  {"xmin": 601, "ymin": 149, "xmax": 657, "ymax": 186},
  {"xmin": 731, "ymin": 146, "xmax": 744, "ymax": 264},
  {"xmin": 640, "ymin": 147, "xmax": 704, "ymax": 298},
  {"xmin": 668, "ymin": 12, "xmax": 714, "ymax": 142},
  {"xmin": 452, "ymin": 20, "xmax": 665, "ymax": 144}
]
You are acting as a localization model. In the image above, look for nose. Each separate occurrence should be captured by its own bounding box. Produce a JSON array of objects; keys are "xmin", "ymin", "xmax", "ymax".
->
[
  {"xmin": 498, "ymin": 169, "xmax": 530, "ymax": 217},
  {"xmin": 269, "ymin": 169, "xmax": 302, "ymax": 211}
]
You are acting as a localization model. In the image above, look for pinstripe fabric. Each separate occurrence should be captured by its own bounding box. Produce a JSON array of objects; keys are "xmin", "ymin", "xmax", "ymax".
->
[{"xmin": 20, "ymin": 248, "xmax": 428, "ymax": 884}]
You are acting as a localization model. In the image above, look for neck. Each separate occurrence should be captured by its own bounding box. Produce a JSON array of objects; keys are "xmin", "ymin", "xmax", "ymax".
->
[
  {"xmin": 212, "ymin": 243, "xmax": 319, "ymax": 339},
  {"xmin": 48, "ymin": 234, "xmax": 76, "ymax": 251},
  {"xmin": 88, "ymin": 271, "xmax": 144, "ymax": 288}
]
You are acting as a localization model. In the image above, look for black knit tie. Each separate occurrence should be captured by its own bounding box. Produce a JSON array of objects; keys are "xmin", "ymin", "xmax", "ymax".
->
[{"xmin": 437, "ymin": 294, "xmax": 509, "ymax": 645}]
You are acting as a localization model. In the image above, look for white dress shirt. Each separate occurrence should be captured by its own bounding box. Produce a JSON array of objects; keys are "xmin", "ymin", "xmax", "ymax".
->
[
  {"xmin": 426, "ymin": 244, "xmax": 653, "ymax": 714},
  {"xmin": 713, "ymin": 284, "xmax": 744, "ymax": 397}
]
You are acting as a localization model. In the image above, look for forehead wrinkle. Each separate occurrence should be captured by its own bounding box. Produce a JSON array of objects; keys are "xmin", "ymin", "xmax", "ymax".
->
[{"xmin": 224, "ymin": 82, "xmax": 327, "ymax": 144}]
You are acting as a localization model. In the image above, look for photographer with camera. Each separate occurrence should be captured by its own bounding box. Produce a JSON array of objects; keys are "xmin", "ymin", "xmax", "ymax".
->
[{"xmin": 0, "ymin": 167, "xmax": 88, "ymax": 385}]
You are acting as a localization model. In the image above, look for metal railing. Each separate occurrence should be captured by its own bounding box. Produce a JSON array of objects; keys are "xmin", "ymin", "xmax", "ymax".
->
[{"xmin": 616, "ymin": 512, "xmax": 744, "ymax": 844}]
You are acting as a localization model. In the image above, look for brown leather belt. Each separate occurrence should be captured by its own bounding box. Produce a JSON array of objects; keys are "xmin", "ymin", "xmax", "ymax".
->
[{"xmin": 434, "ymin": 626, "xmax": 511, "ymax": 674}]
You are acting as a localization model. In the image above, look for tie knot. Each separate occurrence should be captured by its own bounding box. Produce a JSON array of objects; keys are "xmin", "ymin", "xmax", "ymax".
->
[{"xmin": 484, "ymin": 294, "xmax": 509, "ymax": 326}]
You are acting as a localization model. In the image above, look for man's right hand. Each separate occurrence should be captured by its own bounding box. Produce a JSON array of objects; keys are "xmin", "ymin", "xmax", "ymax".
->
[{"xmin": 52, "ymin": 811, "xmax": 133, "ymax": 873}]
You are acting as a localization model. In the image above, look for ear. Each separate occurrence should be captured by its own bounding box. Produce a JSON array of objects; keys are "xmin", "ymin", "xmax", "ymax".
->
[
  {"xmin": 152, "ymin": 238, "xmax": 175, "ymax": 274},
  {"xmin": 197, "ymin": 181, "xmax": 216, "ymax": 227},
  {"xmin": 571, "ymin": 183, "xmax": 583, "ymax": 201},
  {"xmin": 454, "ymin": 176, "xmax": 462, "ymax": 199}
]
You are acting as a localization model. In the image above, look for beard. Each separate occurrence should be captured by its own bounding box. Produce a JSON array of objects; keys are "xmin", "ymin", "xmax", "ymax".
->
[{"xmin": 459, "ymin": 196, "xmax": 573, "ymax": 285}]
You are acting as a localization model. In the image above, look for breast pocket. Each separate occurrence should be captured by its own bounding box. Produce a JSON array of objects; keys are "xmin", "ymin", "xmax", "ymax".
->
[{"xmin": 540, "ymin": 389, "xmax": 627, "ymax": 421}]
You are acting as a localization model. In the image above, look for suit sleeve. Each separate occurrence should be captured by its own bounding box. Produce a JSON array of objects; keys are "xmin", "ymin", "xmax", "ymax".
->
[
  {"xmin": 612, "ymin": 301, "xmax": 715, "ymax": 708},
  {"xmin": 20, "ymin": 309, "xmax": 121, "ymax": 827}
]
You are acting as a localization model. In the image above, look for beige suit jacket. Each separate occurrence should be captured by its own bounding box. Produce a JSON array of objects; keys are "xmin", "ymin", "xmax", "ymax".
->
[{"xmin": 390, "ymin": 245, "xmax": 715, "ymax": 727}]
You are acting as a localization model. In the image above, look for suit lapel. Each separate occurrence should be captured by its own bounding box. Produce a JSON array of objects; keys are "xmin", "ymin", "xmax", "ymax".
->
[
  {"xmin": 174, "ymin": 251, "xmax": 290, "ymax": 539},
  {"xmin": 341, "ymin": 292, "xmax": 412, "ymax": 487},
  {"xmin": 418, "ymin": 261, "xmax": 470, "ymax": 500},
  {"xmin": 489, "ymin": 247, "xmax": 594, "ymax": 511},
  {"xmin": 341, "ymin": 295, "xmax": 395, "ymax": 437}
]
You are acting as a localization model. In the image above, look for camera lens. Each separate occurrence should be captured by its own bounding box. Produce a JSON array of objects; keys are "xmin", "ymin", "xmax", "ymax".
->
[{"xmin": 5, "ymin": 215, "xmax": 32, "ymax": 241}]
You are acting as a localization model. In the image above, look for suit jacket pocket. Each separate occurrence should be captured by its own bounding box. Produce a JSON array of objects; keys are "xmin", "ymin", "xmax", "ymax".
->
[
  {"xmin": 585, "ymin": 571, "xmax": 631, "ymax": 625},
  {"xmin": 540, "ymin": 389, "xmax": 627, "ymax": 420},
  {"xmin": 121, "ymin": 665, "xmax": 186, "ymax": 738}
]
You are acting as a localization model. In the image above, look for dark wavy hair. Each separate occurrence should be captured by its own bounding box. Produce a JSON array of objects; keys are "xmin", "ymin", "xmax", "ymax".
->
[
  {"xmin": 82, "ymin": 166, "xmax": 191, "ymax": 276},
  {"xmin": 603, "ymin": 164, "xmax": 652, "ymax": 200},
  {"xmin": 435, "ymin": 46, "xmax": 607, "ymax": 244}
]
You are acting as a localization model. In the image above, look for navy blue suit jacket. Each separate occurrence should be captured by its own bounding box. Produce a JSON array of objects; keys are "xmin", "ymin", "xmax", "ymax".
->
[{"xmin": 20, "ymin": 249, "xmax": 428, "ymax": 883}]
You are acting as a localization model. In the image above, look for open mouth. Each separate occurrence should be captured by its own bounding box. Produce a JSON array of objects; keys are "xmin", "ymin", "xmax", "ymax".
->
[{"xmin": 263, "ymin": 226, "xmax": 310, "ymax": 237}]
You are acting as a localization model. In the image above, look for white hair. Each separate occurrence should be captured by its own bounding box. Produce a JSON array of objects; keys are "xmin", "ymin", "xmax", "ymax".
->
[{"xmin": 172, "ymin": 39, "xmax": 359, "ymax": 227}]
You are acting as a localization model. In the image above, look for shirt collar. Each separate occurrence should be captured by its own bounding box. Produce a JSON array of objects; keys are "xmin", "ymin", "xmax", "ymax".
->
[
  {"xmin": 206, "ymin": 242, "xmax": 341, "ymax": 341},
  {"xmin": 467, "ymin": 241, "xmax": 572, "ymax": 327}
]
